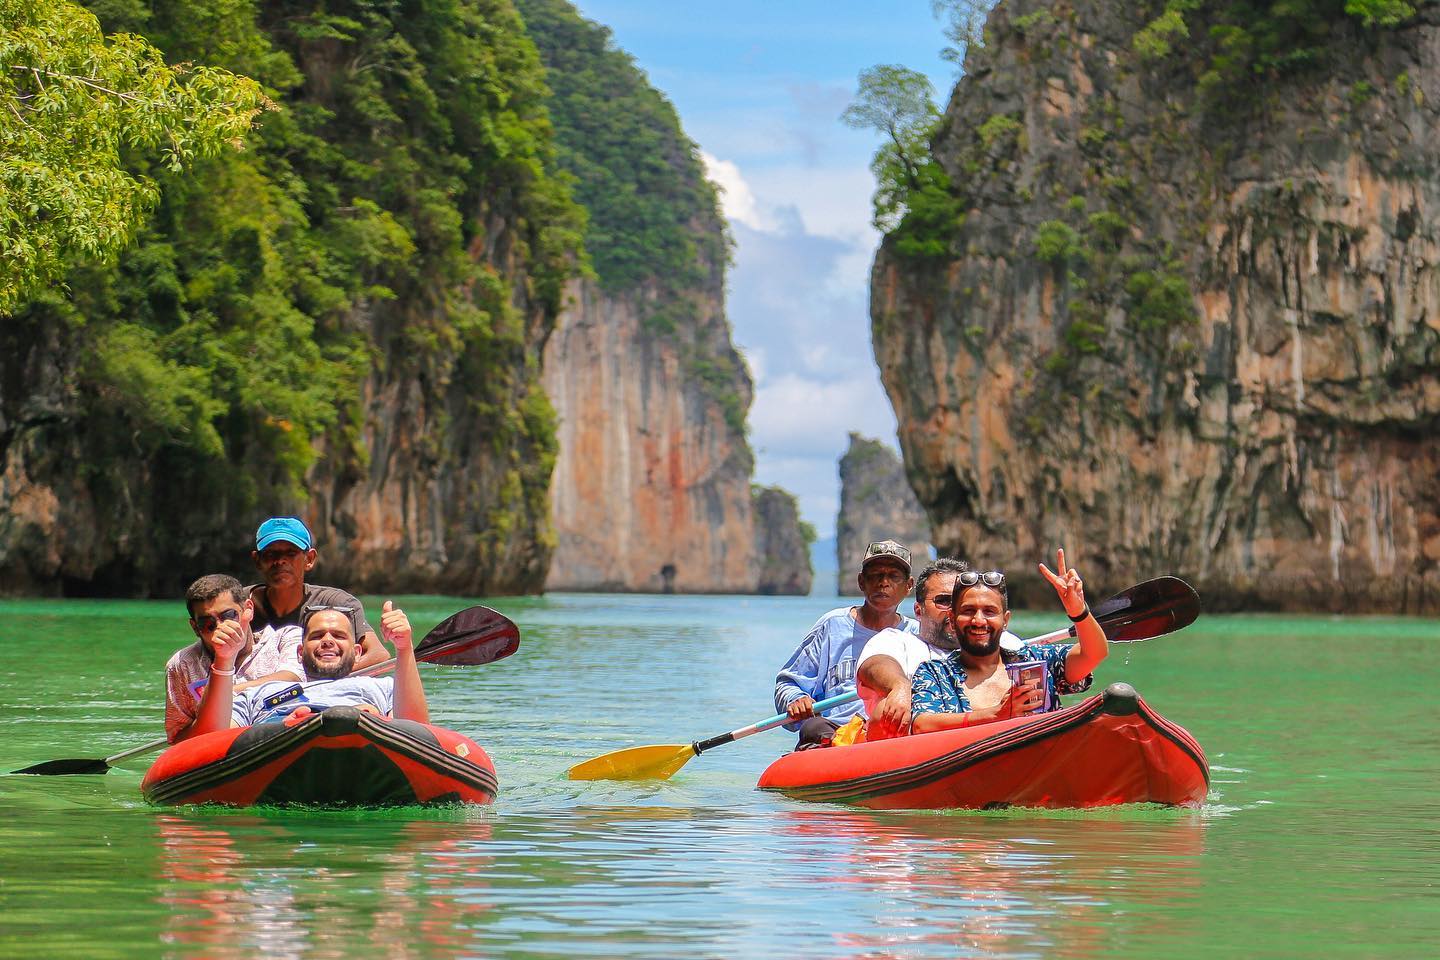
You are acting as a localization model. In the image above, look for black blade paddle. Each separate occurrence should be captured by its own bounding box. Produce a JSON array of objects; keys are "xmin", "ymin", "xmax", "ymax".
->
[
  {"xmin": 12, "ymin": 604, "xmax": 519, "ymax": 776},
  {"xmin": 1022, "ymin": 576, "xmax": 1201, "ymax": 646}
]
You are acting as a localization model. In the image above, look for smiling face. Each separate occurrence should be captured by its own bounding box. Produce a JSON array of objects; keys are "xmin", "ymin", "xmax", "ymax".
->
[
  {"xmin": 252, "ymin": 542, "xmax": 318, "ymax": 591},
  {"xmin": 857, "ymin": 559, "xmax": 913, "ymax": 614},
  {"xmin": 302, "ymin": 610, "xmax": 358, "ymax": 680},
  {"xmin": 948, "ymin": 584, "xmax": 1011, "ymax": 659}
]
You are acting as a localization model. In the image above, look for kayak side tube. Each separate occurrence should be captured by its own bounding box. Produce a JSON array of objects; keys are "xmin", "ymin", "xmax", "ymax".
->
[
  {"xmin": 756, "ymin": 682, "xmax": 1209, "ymax": 810},
  {"xmin": 142, "ymin": 706, "xmax": 498, "ymax": 807}
]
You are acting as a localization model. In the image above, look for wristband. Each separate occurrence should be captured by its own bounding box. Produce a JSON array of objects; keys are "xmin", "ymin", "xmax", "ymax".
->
[
  {"xmin": 210, "ymin": 665, "xmax": 235, "ymax": 676},
  {"xmin": 1067, "ymin": 605, "xmax": 1090, "ymax": 623}
]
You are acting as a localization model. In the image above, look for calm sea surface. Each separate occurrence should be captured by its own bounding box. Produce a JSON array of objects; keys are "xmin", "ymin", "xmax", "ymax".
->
[{"xmin": 1, "ymin": 592, "xmax": 1437, "ymax": 958}]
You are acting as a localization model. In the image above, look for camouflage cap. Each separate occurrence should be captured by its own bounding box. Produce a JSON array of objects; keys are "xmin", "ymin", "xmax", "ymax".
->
[{"xmin": 862, "ymin": 539, "xmax": 912, "ymax": 574}]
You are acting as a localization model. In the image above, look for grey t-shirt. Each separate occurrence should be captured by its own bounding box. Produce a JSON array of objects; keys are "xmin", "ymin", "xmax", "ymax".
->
[{"xmin": 248, "ymin": 582, "xmax": 375, "ymax": 640}]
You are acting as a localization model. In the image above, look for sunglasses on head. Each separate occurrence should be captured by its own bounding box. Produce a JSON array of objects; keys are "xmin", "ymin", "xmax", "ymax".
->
[
  {"xmin": 193, "ymin": 608, "xmax": 241, "ymax": 632},
  {"xmin": 303, "ymin": 604, "xmax": 355, "ymax": 630},
  {"xmin": 957, "ymin": 570, "xmax": 1006, "ymax": 588}
]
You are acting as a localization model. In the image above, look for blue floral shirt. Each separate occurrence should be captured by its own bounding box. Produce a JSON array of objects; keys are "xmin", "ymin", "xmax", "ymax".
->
[{"xmin": 909, "ymin": 643, "xmax": 1093, "ymax": 717}]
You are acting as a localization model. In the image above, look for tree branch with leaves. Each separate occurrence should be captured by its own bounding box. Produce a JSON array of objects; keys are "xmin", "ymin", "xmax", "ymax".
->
[{"xmin": 0, "ymin": 0, "xmax": 270, "ymax": 313}]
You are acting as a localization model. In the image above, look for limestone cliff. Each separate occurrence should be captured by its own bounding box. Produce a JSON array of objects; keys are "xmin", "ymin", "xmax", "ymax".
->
[
  {"xmin": 541, "ymin": 277, "xmax": 759, "ymax": 592},
  {"xmin": 0, "ymin": 0, "xmax": 577, "ymax": 597},
  {"xmin": 753, "ymin": 485, "xmax": 814, "ymax": 595},
  {"xmin": 872, "ymin": 1, "xmax": 1440, "ymax": 611},
  {"xmin": 522, "ymin": 0, "xmax": 786, "ymax": 592},
  {"xmin": 836, "ymin": 433, "xmax": 935, "ymax": 593}
]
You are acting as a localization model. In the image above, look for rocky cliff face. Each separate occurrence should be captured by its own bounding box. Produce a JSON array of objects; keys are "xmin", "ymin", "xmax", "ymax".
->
[
  {"xmin": 541, "ymin": 276, "xmax": 760, "ymax": 592},
  {"xmin": 836, "ymin": 433, "xmax": 935, "ymax": 594},
  {"xmin": 873, "ymin": 0, "xmax": 1440, "ymax": 612},
  {"xmin": 523, "ymin": 0, "xmax": 791, "ymax": 593},
  {"xmin": 753, "ymin": 485, "xmax": 814, "ymax": 595},
  {"xmin": 0, "ymin": 0, "xmax": 574, "ymax": 597}
]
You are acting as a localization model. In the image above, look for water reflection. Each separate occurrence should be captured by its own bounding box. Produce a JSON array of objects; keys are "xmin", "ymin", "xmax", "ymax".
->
[
  {"xmin": 775, "ymin": 809, "xmax": 1207, "ymax": 959},
  {"xmin": 155, "ymin": 815, "xmax": 497, "ymax": 960},
  {"xmin": 151, "ymin": 804, "xmax": 1208, "ymax": 959}
]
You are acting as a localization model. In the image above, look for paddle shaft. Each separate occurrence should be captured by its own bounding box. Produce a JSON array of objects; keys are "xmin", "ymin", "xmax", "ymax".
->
[{"xmin": 693, "ymin": 691, "xmax": 860, "ymax": 754}]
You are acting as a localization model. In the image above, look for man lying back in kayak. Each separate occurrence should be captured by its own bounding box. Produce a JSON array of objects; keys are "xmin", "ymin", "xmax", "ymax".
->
[
  {"xmin": 185, "ymin": 602, "xmax": 428, "ymax": 735},
  {"xmin": 853, "ymin": 557, "xmax": 1023, "ymax": 741},
  {"xmin": 167, "ymin": 574, "xmax": 305, "ymax": 743},
  {"xmin": 908, "ymin": 548, "xmax": 1109, "ymax": 734}
]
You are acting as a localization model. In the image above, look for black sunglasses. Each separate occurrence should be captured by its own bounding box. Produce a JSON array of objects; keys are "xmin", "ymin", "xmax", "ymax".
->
[
  {"xmin": 193, "ymin": 608, "xmax": 241, "ymax": 632},
  {"xmin": 956, "ymin": 570, "xmax": 1006, "ymax": 588}
]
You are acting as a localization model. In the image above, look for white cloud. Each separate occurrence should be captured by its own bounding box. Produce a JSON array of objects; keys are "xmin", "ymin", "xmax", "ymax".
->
[
  {"xmin": 701, "ymin": 155, "xmax": 897, "ymax": 539},
  {"xmin": 701, "ymin": 151, "xmax": 777, "ymax": 231},
  {"xmin": 749, "ymin": 373, "xmax": 897, "ymax": 460}
]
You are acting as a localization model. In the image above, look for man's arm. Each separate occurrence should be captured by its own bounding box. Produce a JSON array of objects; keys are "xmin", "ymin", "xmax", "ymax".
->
[
  {"xmin": 774, "ymin": 629, "xmax": 826, "ymax": 729},
  {"xmin": 856, "ymin": 654, "xmax": 912, "ymax": 736},
  {"xmin": 354, "ymin": 631, "xmax": 389, "ymax": 670},
  {"xmin": 382, "ymin": 601, "xmax": 428, "ymax": 723},
  {"xmin": 910, "ymin": 683, "xmax": 1040, "ymax": 733},
  {"xmin": 180, "ymin": 624, "xmax": 249, "ymax": 740},
  {"xmin": 1037, "ymin": 548, "xmax": 1108, "ymax": 684}
]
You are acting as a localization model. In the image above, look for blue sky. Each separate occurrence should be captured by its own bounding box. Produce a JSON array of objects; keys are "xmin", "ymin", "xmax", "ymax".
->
[{"xmin": 571, "ymin": 1, "xmax": 957, "ymax": 541}]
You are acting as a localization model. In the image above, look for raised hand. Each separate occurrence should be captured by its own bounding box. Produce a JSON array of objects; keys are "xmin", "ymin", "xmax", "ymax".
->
[
  {"xmin": 210, "ymin": 617, "xmax": 249, "ymax": 671},
  {"xmin": 381, "ymin": 600, "xmax": 413, "ymax": 652},
  {"xmin": 1038, "ymin": 547, "xmax": 1088, "ymax": 619}
]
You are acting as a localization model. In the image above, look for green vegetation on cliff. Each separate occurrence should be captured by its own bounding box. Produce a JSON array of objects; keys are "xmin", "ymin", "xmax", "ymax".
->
[
  {"xmin": 843, "ymin": 64, "xmax": 964, "ymax": 258},
  {"xmin": 1135, "ymin": 0, "xmax": 1417, "ymax": 97},
  {"xmin": 0, "ymin": 0, "xmax": 268, "ymax": 312},
  {"xmin": 515, "ymin": 0, "xmax": 750, "ymax": 437},
  {"xmin": 512, "ymin": 0, "xmax": 726, "ymax": 308},
  {"xmin": 2, "ymin": 0, "xmax": 584, "ymax": 586}
]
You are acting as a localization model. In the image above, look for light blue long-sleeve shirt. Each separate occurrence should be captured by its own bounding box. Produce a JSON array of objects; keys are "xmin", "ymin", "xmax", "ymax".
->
[{"xmin": 773, "ymin": 606, "xmax": 919, "ymax": 730}]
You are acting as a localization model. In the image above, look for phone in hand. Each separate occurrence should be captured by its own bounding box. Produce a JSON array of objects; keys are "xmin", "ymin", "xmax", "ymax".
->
[{"xmin": 1005, "ymin": 660, "xmax": 1052, "ymax": 713}]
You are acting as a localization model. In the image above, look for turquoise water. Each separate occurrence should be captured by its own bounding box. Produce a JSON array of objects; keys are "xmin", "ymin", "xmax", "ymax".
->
[{"xmin": 1, "ymin": 593, "xmax": 1437, "ymax": 958}]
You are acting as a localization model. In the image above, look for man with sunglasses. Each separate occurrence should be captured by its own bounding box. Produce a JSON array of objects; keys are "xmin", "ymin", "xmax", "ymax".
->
[
  {"xmin": 187, "ymin": 601, "xmax": 428, "ymax": 733},
  {"xmin": 774, "ymin": 539, "xmax": 919, "ymax": 749},
  {"xmin": 854, "ymin": 558, "xmax": 1024, "ymax": 741},
  {"xmin": 909, "ymin": 548, "xmax": 1109, "ymax": 733},
  {"xmin": 247, "ymin": 516, "xmax": 389, "ymax": 670},
  {"xmin": 164, "ymin": 574, "xmax": 304, "ymax": 742}
]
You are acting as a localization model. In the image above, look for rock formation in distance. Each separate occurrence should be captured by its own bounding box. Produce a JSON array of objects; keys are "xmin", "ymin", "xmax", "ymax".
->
[
  {"xmin": 836, "ymin": 433, "xmax": 935, "ymax": 595},
  {"xmin": 522, "ymin": 0, "xmax": 803, "ymax": 593},
  {"xmin": 753, "ymin": 485, "xmax": 815, "ymax": 595}
]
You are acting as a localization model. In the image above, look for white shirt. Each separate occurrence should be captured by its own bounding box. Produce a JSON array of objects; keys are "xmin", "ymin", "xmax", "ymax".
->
[{"xmin": 856, "ymin": 625, "xmax": 1024, "ymax": 718}]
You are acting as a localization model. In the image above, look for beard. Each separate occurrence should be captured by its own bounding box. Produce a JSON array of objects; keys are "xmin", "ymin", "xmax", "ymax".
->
[
  {"xmin": 958, "ymin": 624, "xmax": 1001, "ymax": 658},
  {"xmin": 924, "ymin": 617, "xmax": 962, "ymax": 651},
  {"xmin": 303, "ymin": 645, "xmax": 357, "ymax": 680}
]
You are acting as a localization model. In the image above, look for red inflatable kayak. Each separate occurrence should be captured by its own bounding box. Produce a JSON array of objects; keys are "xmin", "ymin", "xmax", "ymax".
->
[
  {"xmin": 142, "ymin": 706, "xmax": 497, "ymax": 807},
  {"xmin": 757, "ymin": 683, "xmax": 1207, "ymax": 810}
]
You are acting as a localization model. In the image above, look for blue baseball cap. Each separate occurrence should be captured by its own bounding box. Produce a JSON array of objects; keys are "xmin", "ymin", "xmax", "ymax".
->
[{"xmin": 255, "ymin": 517, "xmax": 313, "ymax": 551}]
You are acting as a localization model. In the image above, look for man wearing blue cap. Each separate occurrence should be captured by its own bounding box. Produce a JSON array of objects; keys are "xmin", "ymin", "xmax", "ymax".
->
[{"xmin": 248, "ymin": 516, "xmax": 388, "ymax": 670}]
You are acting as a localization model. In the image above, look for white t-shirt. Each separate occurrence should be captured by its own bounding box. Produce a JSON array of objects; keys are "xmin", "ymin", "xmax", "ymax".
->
[
  {"xmin": 231, "ymin": 676, "xmax": 395, "ymax": 726},
  {"xmin": 856, "ymin": 626, "xmax": 1025, "ymax": 718}
]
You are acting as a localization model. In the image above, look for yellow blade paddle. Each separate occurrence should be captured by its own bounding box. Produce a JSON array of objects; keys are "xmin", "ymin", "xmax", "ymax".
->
[
  {"xmin": 567, "ymin": 744, "xmax": 697, "ymax": 781},
  {"xmin": 566, "ymin": 692, "xmax": 860, "ymax": 781}
]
